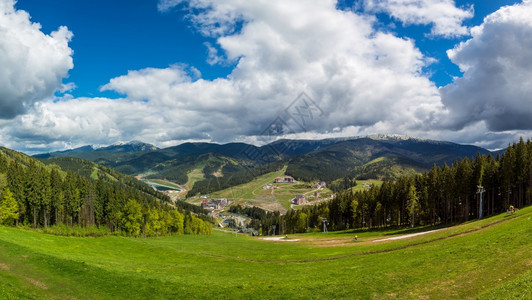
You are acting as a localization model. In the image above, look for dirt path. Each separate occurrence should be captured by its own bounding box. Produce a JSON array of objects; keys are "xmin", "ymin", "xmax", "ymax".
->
[
  {"xmin": 261, "ymin": 237, "xmax": 301, "ymax": 242},
  {"xmin": 372, "ymin": 228, "xmax": 445, "ymax": 242}
]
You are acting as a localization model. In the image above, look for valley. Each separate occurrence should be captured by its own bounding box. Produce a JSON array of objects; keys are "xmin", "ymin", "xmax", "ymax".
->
[
  {"xmin": 34, "ymin": 135, "xmax": 492, "ymax": 205},
  {"xmin": 30, "ymin": 136, "xmax": 513, "ymax": 235}
]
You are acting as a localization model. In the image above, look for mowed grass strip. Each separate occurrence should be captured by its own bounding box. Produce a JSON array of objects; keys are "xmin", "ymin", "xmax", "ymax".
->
[{"xmin": 0, "ymin": 206, "xmax": 530, "ymax": 299}]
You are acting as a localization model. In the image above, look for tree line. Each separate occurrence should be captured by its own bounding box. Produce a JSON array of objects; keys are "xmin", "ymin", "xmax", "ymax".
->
[
  {"xmin": 43, "ymin": 157, "xmax": 210, "ymax": 216},
  {"xmin": 0, "ymin": 148, "xmax": 211, "ymax": 236},
  {"xmin": 239, "ymin": 139, "xmax": 531, "ymax": 234}
]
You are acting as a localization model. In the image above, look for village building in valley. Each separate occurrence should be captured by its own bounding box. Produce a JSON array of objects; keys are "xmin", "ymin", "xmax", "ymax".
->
[
  {"xmin": 201, "ymin": 198, "xmax": 229, "ymax": 210},
  {"xmin": 275, "ymin": 176, "xmax": 295, "ymax": 183},
  {"xmin": 292, "ymin": 195, "xmax": 306, "ymax": 205}
]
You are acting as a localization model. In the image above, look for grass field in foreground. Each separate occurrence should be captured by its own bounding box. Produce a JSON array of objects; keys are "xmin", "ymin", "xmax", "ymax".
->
[{"xmin": 0, "ymin": 206, "xmax": 530, "ymax": 299}]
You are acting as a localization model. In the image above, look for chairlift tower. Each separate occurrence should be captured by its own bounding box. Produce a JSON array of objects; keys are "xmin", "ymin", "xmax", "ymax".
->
[
  {"xmin": 322, "ymin": 217, "xmax": 328, "ymax": 233},
  {"xmin": 477, "ymin": 185, "xmax": 485, "ymax": 219},
  {"xmin": 362, "ymin": 210, "xmax": 366, "ymax": 230},
  {"xmin": 273, "ymin": 224, "xmax": 276, "ymax": 236}
]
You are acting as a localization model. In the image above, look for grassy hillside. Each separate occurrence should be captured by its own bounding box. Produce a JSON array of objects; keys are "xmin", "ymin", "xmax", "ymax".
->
[
  {"xmin": 189, "ymin": 167, "xmax": 333, "ymax": 213},
  {"xmin": 350, "ymin": 179, "xmax": 384, "ymax": 192},
  {"xmin": 186, "ymin": 169, "xmax": 286, "ymax": 209},
  {"xmin": 353, "ymin": 154, "xmax": 426, "ymax": 180},
  {"xmin": 0, "ymin": 206, "xmax": 530, "ymax": 299}
]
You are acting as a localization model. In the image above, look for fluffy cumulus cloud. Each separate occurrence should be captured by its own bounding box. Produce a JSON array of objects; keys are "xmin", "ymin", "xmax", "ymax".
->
[
  {"xmin": 363, "ymin": 0, "xmax": 473, "ymax": 37},
  {"xmin": 100, "ymin": 0, "xmax": 442, "ymax": 143},
  {"xmin": 2, "ymin": 97, "xmax": 166, "ymax": 150},
  {"xmin": 0, "ymin": 0, "xmax": 73, "ymax": 119},
  {"xmin": 439, "ymin": 0, "xmax": 532, "ymax": 132}
]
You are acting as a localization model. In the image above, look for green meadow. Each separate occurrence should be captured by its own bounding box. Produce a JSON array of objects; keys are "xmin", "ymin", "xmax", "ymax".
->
[
  {"xmin": 0, "ymin": 206, "xmax": 531, "ymax": 299},
  {"xmin": 188, "ymin": 168, "xmax": 333, "ymax": 212}
]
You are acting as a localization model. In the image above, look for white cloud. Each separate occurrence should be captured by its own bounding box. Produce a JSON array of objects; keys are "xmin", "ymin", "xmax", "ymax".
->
[
  {"xmin": 1, "ymin": 97, "xmax": 156, "ymax": 152},
  {"xmin": 0, "ymin": 0, "xmax": 73, "ymax": 119},
  {"xmin": 0, "ymin": 90, "xmax": 251, "ymax": 153},
  {"xmin": 363, "ymin": 0, "xmax": 473, "ymax": 37},
  {"xmin": 204, "ymin": 42, "xmax": 224, "ymax": 65},
  {"xmin": 440, "ymin": 1, "xmax": 532, "ymax": 131},
  {"xmin": 157, "ymin": 0, "xmax": 180, "ymax": 13},
  {"xmin": 158, "ymin": 0, "xmax": 246, "ymax": 37},
  {"xmin": 103, "ymin": 0, "xmax": 442, "ymax": 140}
]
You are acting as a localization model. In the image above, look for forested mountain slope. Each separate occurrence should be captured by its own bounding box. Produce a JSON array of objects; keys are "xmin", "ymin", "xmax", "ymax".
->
[
  {"xmin": 0, "ymin": 147, "xmax": 211, "ymax": 236},
  {"xmin": 33, "ymin": 141, "xmax": 159, "ymax": 166}
]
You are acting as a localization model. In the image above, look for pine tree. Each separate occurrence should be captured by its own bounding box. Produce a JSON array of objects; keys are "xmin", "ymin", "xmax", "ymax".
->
[
  {"xmin": 49, "ymin": 169, "xmax": 63, "ymax": 225},
  {"xmin": 514, "ymin": 138, "xmax": 528, "ymax": 207},
  {"xmin": 501, "ymin": 145, "xmax": 516, "ymax": 208},
  {"xmin": 406, "ymin": 184, "xmax": 419, "ymax": 228},
  {"xmin": 6, "ymin": 161, "xmax": 25, "ymax": 225},
  {"xmin": 0, "ymin": 153, "xmax": 8, "ymax": 173},
  {"xmin": 25, "ymin": 161, "xmax": 41, "ymax": 228},
  {"xmin": 39, "ymin": 168, "xmax": 52, "ymax": 227},
  {"xmin": 351, "ymin": 196, "xmax": 359, "ymax": 228}
]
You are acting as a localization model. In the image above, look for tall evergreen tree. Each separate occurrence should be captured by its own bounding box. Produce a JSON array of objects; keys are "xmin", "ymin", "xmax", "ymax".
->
[{"xmin": 406, "ymin": 184, "xmax": 420, "ymax": 228}]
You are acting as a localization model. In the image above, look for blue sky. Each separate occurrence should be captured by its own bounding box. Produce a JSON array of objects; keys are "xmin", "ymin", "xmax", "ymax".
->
[
  {"xmin": 15, "ymin": 0, "xmax": 234, "ymax": 98},
  {"xmin": 1, "ymin": 0, "xmax": 531, "ymax": 153},
  {"xmin": 15, "ymin": 0, "xmax": 517, "ymax": 96}
]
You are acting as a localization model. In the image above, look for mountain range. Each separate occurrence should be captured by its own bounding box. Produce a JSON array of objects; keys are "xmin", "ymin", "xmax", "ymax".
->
[{"xmin": 33, "ymin": 135, "xmax": 493, "ymax": 195}]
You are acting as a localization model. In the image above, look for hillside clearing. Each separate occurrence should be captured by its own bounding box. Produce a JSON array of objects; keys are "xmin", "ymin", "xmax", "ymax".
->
[
  {"xmin": 190, "ymin": 167, "xmax": 334, "ymax": 213},
  {"xmin": 179, "ymin": 166, "xmax": 205, "ymax": 198}
]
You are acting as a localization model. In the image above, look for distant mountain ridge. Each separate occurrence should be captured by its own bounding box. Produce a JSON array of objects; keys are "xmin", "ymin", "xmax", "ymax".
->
[
  {"xmin": 35, "ymin": 141, "xmax": 158, "ymax": 159},
  {"xmin": 285, "ymin": 137, "xmax": 491, "ymax": 182},
  {"xmin": 34, "ymin": 136, "xmax": 493, "ymax": 194},
  {"xmin": 95, "ymin": 140, "xmax": 159, "ymax": 153},
  {"xmin": 366, "ymin": 133, "xmax": 428, "ymax": 141}
]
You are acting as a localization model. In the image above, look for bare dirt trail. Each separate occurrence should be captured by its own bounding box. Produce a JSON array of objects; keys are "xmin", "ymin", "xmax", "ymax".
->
[
  {"xmin": 372, "ymin": 228, "xmax": 445, "ymax": 242},
  {"xmin": 261, "ymin": 237, "xmax": 301, "ymax": 242}
]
